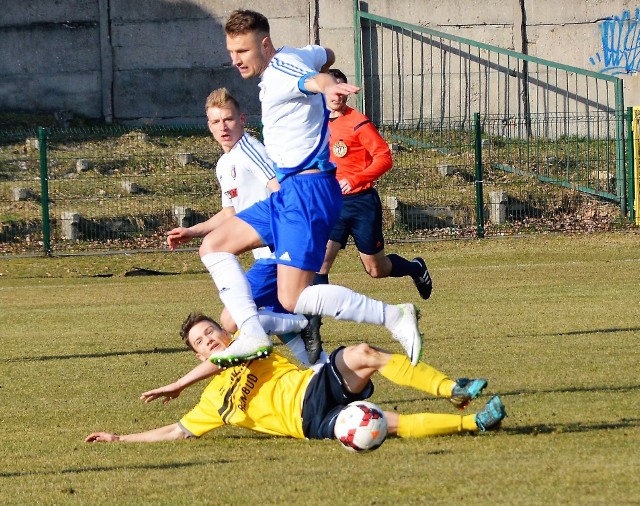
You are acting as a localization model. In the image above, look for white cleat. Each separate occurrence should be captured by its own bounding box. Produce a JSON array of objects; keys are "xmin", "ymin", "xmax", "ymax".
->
[
  {"xmin": 209, "ymin": 332, "xmax": 272, "ymax": 368},
  {"xmin": 390, "ymin": 303, "xmax": 423, "ymax": 366}
]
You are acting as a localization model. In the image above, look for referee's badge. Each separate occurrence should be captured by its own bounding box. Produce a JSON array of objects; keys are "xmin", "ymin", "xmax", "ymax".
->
[
  {"xmin": 230, "ymin": 166, "xmax": 236, "ymax": 179},
  {"xmin": 333, "ymin": 140, "xmax": 348, "ymax": 158}
]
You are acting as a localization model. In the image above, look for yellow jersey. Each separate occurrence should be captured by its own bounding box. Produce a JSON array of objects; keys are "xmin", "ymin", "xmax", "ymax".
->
[{"xmin": 179, "ymin": 352, "xmax": 315, "ymax": 439}]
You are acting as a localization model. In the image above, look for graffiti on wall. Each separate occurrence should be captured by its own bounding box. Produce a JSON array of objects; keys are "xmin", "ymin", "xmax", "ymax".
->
[{"xmin": 589, "ymin": 8, "xmax": 640, "ymax": 75}]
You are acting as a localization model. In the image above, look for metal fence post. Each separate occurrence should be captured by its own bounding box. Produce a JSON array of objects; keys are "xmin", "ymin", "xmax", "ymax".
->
[
  {"xmin": 38, "ymin": 126, "xmax": 52, "ymax": 255},
  {"xmin": 627, "ymin": 107, "xmax": 638, "ymax": 223},
  {"xmin": 627, "ymin": 107, "xmax": 636, "ymax": 222},
  {"xmin": 474, "ymin": 113, "xmax": 485, "ymax": 239},
  {"xmin": 615, "ymin": 79, "xmax": 626, "ymax": 216},
  {"xmin": 353, "ymin": 0, "xmax": 364, "ymax": 112}
]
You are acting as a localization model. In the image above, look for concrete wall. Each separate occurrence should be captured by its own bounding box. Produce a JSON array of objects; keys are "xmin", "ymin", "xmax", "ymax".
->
[{"xmin": 1, "ymin": 0, "xmax": 639, "ymax": 124}]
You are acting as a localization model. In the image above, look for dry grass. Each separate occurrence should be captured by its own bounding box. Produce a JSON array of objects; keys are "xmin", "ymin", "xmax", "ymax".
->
[{"xmin": 1, "ymin": 233, "xmax": 639, "ymax": 505}]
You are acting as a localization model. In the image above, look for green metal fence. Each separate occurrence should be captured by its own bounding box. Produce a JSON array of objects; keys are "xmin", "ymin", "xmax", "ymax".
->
[
  {"xmin": 0, "ymin": 115, "xmax": 632, "ymax": 256},
  {"xmin": 375, "ymin": 112, "xmax": 628, "ymax": 242},
  {"xmin": 353, "ymin": 3, "xmax": 629, "ymax": 215},
  {"xmin": 0, "ymin": 125, "xmax": 223, "ymax": 255}
]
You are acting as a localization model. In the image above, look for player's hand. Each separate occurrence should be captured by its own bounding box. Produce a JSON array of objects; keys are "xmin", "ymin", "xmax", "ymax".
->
[
  {"xmin": 326, "ymin": 82, "xmax": 360, "ymax": 104},
  {"xmin": 166, "ymin": 227, "xmax": 191, "ymax": 250},
  {"xmin": 85, "ymin": 432, "xmax": 119, "ymax": 443},
  {"xmin": 140, "ymin": 384, "xmax": 183, "ymax": 404},
  {"xmin": 338, "ymin": 178, "xmax": 352, "ymax": 193}
]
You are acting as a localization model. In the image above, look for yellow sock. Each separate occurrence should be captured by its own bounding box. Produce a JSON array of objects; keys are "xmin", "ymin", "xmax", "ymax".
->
[
  {"xmin": 379, "ymin": 354, "xmax": 457, "ymax": 398},
  {"xmin": 396, "ymin": 413, "xmax": 466, "ymax": 437},
  {"xmin": 462, "ymin": 414, "xmax": 478, "ymax": 431},
  {"xmin": 397, "ymin": 413, "xmax": 478, "ymax": 437}
]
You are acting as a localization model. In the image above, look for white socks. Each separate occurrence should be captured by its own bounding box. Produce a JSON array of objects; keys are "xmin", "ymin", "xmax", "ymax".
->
[
  {"xmin": 293, "ymin": 284, "xmax": 395, "ymax": 328},
  {"xmin": 201, "ymin": 252, "xmax": 264, "ymax": 336},
  {"xmin": 258, "ymin": 309, "xmax": 308, "ymax": 335},
  {"xmin": 202, "ymin": 252, "xmax": 403, "ymax": 340},
  {"xmin": 283, "ymin": 334, "xmax": 328, "ymax": 369}
]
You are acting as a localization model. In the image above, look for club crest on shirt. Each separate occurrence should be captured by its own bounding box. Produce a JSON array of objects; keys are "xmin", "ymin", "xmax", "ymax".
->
[{"xmin": 332, "ymin": 141, "xmax": 348, "ymax": 158}]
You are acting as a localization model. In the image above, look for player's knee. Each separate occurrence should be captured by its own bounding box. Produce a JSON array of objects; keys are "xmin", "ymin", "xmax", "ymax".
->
[
  {"xmin": 278, "ymin": 294, "xmax": 298, "ymax": 313},
  {"xmin": 198, "ymin": 240, "xmax": 212, "ymax": 258},
  {"xmin": 345, "ymin": 343, "xmax": 379, "ymax": 364},
  {"xmin": 361, "ymin": 257, "xmax": 389, "ymax": 278},
  {"xmin": 199, "ymin": 233, "xmax": 221, "ymax": 257},
  {"xmin": 365, "ymin": 265, "xmax": 385, "ymax": 278}
]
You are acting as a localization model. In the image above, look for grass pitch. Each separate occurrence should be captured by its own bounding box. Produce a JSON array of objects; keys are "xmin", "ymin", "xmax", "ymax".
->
[{"xmin": 1, "ymin": 232, "xmax": 639, "ymax": 505}]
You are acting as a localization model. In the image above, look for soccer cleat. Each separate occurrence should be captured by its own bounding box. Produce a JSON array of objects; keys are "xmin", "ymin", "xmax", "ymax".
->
[
  {"xmin": 411, "ymin": 257, "xmax": 433, "ymax": 300},
  {"xmin": 475, "ymin": 395, "xmax": 506, "ymax": 432},
  {"xmin": 390, "ymin": 303, "xmax": 423, "ymax": 366},
  {"xmin": 449, "ymin": 377, "xmax": 488, "ymax": 410},
  {"xmin": 209, "ymin": 332, "xmax": 272, "ymax": 368},
  {"xmin": 301, "ymin": 314, "xmax": 324, "ymax": 365}
]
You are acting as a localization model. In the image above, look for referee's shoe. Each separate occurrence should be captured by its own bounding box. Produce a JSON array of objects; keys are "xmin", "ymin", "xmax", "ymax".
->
[{"xmin": 411, "ymin": 257, "xmax": 433, "ymax": 300}]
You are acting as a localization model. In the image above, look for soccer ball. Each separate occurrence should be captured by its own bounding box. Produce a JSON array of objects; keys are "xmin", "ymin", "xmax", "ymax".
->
[{"xmin": 333, "ymin": 401, "xmax": 388, "ymax": 452}]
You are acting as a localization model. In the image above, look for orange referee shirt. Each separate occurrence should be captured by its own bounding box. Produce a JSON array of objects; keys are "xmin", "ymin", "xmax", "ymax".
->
[{"xmin": 328, "ymin": 107, "xmax": 392, "ymax": 195}]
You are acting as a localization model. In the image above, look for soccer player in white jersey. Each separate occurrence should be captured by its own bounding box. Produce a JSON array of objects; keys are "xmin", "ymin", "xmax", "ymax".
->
[
  {"xmin": 187, "ymin": 9, "xmax": 423, "ymax": 372},
  {"xmin": 166, "ymin": 88, "xmax": 324, "ymax": 367}
]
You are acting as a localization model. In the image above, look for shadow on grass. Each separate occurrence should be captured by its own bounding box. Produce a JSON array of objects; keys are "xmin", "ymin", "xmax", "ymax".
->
[
  {"xmin": 519, "ymin": 326, "xmax": 640, "ymax": 338},
  {"xmin": 499, "ymin": 384, "xmax": 640, "ymax": 395},
  {"xmin": 502, "ymin": 418, "xmax": 640, "ymax": 435},
  {"xmin": 0, "ymin": 459, "xmax": 233, "ymax": 479},
  {"xmin": 3, "ymin": 347, "xmax": 187, "ymax": 362},
  {"xmin": 384, "ymin": 383, "xmax": 640, "ymax": 408},
  {"xmin": 551, "ymin": 326, "xmax": 640, "ymax": 336},
  {"xmin": 5, "ymin": 341, "xmax": 292, "ymax": 363}
]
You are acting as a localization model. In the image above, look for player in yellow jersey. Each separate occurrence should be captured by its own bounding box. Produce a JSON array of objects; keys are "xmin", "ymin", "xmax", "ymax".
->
[{"xmin": 84, "ymin": 313, "xmax": 506, "ymax": 443}]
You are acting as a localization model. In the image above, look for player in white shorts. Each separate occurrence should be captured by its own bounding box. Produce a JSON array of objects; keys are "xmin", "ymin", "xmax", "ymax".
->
[{"xmin": 180, "ymin": 10, "xmax": 423, "ymax": 378}]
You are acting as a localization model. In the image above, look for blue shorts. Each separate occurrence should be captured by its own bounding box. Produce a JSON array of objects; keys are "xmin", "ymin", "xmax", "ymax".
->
[
  {"xmin": 329, "ymin": 188, "xmax": 385, "ymax": 255},
  {"xmin": 246, "ymin": 259, "xmax": 286, "ymax": 314},
  {"xmin": 236, "ymin": 171, "xmax": 342, "ymax": 272},
  {"xmin": 301, "ymin": 346, "xmax": 375, "ymax": 439}
]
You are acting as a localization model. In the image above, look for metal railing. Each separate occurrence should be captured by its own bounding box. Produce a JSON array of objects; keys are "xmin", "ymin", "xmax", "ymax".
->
[
  {"xmin": 0, "ymin": 124, "xmax": 222, "ymax": 255},
  {"xmin": 353, "ymin": 2, "xmax": 628, "ymax": 214},
  {"xmin": 0, "ymin": 116, "xmax": 632, "ymax": 256}
]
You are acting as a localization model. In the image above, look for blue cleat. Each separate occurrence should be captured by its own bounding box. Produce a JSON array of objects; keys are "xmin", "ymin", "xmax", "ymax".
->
[
  {"xmin": 475, "ymin": 395, "xmax": 506, "ymax": 432},
  {"xmin": 449, "ymin": 377, "xmax": 488, "ymax": 410}
]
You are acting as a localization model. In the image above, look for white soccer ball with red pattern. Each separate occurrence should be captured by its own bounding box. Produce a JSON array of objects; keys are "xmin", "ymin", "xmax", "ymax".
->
[{"xmin": 334, "ymin": 401, "xmax": 388, "ymax": 452}]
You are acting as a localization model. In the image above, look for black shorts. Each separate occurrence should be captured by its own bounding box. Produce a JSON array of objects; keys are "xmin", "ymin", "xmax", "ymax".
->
[
  {"xmin": 301, "ymin": 346, "xmax": 374, "ymax": 439},
  {"xmin": 329, "ymin": 188, "xmax": 385, "ymax": 255}
]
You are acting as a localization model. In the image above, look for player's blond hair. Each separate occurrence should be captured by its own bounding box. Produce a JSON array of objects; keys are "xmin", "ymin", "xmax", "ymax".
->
[{"xmin": 204, "ymin": 88, "xmax": 241, "ymax": 114}]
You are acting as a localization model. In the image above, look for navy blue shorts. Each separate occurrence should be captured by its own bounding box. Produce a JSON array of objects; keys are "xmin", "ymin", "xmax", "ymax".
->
[
  {"xmin": 329, "ymin": 188, "xmax": 385, "ymax": 255},
  {"xmin": 246, "ymin": 259, "xmax": 286, "ymax": 314},
  {"xmin": 301, "ymin": 346, "xmax": 375, "ymax": 439}
]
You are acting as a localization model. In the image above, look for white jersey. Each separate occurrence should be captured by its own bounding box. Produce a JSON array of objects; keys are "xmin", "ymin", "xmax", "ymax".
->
[
  {"xmin": 216, "ymin": 132, "xmax": 276, "ymax": 260},
  {"xmin": 259, "ymin": 45, "xmax": 333, "ymax": 179}
]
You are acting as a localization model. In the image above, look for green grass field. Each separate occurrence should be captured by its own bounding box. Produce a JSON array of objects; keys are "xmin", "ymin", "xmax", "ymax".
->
[{"xmin": 1, "ymin": 232, "xmax": 639, "ymax": 505}]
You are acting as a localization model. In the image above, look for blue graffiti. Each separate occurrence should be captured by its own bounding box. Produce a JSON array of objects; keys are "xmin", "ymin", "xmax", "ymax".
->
[{"xmin": 589, "ymin": 8, "xmax": 640, "ymax": 76}]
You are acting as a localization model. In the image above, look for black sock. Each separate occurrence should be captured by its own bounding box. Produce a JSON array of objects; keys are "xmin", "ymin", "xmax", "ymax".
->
[
  {"xmin": 313, "ymin": 273, "xmax": 329, "ymax": 285},
  {"xmin": 388, "ymin": 254, "xmax": 420, "ymax": 278}
]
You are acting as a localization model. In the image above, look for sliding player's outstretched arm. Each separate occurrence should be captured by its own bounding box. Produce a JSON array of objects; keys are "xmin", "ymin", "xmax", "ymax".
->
[
  {"xmin": 140, "ymin": 360, "xmax": 220, "ymax": 404},
  {"xmin": 85, "ymin": 423, "xmax": 187, "ymax": 443}
]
